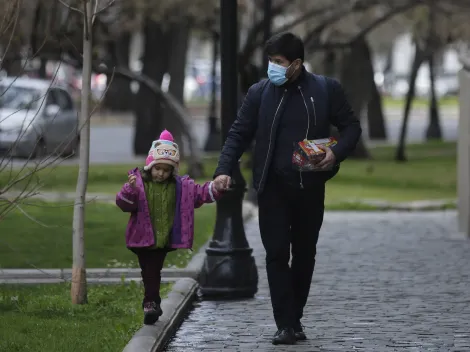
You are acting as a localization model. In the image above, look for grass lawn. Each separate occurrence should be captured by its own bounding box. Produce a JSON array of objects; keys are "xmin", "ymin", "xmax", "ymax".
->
[
  {"xmin": 0, "ymin": 201, "xmax": 216, "ymax": 269},
  {"xmin": 0, "ymin": 158, "xmax": 225, "ymax": 194},
  {"xmin": 1, "ymin": 142, "xmax": 456, "ymax": 205},
  {"xmin": 382, "ymin": 96, "xmax": 458, "ymax": 108},
  {"xmin": 326, "ymin": 141, "xmax": 456, "ymax": 204},
  {"xmin": 0, "ymin": 282, "xmax": 171, "ymax": 352}
]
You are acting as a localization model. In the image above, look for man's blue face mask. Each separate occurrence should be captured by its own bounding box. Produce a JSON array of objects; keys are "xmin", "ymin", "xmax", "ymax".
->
[{"xmin": 267, "ymin": 61, "xmax": 289, "ymax": 86}]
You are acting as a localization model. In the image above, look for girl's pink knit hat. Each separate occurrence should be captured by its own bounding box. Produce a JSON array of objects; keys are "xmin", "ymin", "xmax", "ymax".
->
[{"xmin": 144, "ymin": 130, "xmax": 180, "ymax": 171}]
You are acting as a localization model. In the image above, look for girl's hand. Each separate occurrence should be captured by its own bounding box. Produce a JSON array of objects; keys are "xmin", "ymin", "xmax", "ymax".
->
[
  {"xmin": 128, "ymin": 174, "xmax": 137, "ymax": 188},
  {"xmin": 214, "ymin": 175, "xmax": 231, "ymax": 192}
]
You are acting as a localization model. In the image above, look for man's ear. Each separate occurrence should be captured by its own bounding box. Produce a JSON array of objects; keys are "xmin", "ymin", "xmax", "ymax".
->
[
  {"xmin": 287, "ymin": 59, "xmax": 302, "ymax": 78},
  {"xmin": 294, "ymin": 58, "xmax": 302, "ymax": 70}
]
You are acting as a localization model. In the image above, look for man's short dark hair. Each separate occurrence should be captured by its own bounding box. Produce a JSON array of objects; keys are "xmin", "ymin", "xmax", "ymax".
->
[{"xmin": 264, "ymin": 32, "xmax": 304, "ymax": 62}]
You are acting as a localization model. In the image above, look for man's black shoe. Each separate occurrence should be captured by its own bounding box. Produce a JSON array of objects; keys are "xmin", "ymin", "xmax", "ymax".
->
[
  {"xmin": 272, "ymin": 328, "xmax": 296, "ymax": 345},
  {"xmin": 294, "ymin": 322, "xmax": 307, "ymax": 341}
]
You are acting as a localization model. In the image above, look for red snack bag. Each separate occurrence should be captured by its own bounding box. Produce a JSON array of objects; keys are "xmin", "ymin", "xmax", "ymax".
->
[{"xmin": 292, "ymin": 137, "xmax": 337, "ymax": 172}]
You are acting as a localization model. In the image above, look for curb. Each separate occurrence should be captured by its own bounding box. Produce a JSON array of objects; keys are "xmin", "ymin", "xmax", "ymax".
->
[
  {"xmin": 0, "ymin": 267, "xmax": 202, "ymax": 281},
  {"xmin": 122, "ymin": 277, "xmax": 198, "ymax": 352},
  {"xmin": 0, "ymin": 277, "xmax": 177, "ymax": 285}
]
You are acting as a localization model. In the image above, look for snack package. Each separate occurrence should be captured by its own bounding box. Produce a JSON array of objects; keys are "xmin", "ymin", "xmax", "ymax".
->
[{"xmin": 292, "ymin": 137, "xmax": 337, "ymax": 172}]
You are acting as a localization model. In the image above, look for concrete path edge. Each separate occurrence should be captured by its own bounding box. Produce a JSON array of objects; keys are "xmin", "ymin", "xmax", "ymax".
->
[{"xmin": 122, "ymin": 277, "xmax": 198, "ymax": 352}]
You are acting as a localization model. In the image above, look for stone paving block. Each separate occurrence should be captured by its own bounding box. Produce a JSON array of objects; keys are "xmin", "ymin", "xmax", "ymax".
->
[{"xmin": 164, "ymin": 211, "xmax": 470, "ymax": 351}]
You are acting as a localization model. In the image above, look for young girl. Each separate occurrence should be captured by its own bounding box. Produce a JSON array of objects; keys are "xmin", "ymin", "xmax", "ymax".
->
[{"xmin": 116, "ymin": 129, "xmax": 223, "ymax": 325}]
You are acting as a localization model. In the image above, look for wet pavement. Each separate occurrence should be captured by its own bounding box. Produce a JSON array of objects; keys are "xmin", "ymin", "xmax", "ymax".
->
[{"xmin": 163, "ymin": 211, "xmax": 470, "ymax": 351}]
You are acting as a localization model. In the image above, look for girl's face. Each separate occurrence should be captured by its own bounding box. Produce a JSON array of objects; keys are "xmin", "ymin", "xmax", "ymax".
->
[{"xmin": 151, "ymin": 163, "xmax": 173, "ymax": 182}]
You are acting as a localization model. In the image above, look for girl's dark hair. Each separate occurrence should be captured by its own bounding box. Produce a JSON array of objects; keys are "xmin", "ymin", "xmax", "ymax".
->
[
  {"xmin": 140, "ymin": 167, "xmax": 152, "ymax": 182},
  {"xmin": 264, "ymin": 32, "xmax": 304, "ymax": 62}
]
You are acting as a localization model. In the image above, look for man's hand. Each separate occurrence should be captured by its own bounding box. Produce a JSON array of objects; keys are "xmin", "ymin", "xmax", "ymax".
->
[
  {"xmin": 128, "ymin": 174, "xmax": 137, "ymax": 188},
  {"xmin": 315, "ymin": 145, "xmax": 336, "ymax": 170},
  {"xmin": 213, "ymin": 175, "xmax": 232, "ymax": 192}
]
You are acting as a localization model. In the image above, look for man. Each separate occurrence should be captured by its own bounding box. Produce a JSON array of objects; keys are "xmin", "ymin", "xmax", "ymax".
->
[{"xmin": 213, "ymin": 32, "xmax": 362, "ymax": 345}]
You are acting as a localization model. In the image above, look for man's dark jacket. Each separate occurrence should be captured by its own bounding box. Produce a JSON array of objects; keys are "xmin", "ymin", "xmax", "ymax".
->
[{"xmin": 214, "ymin": 68, "xmax": 362, "ymax": 194}]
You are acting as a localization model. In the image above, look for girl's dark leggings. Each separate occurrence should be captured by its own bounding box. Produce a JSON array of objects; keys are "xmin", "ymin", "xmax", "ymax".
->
[{"xmin": 133, "ymin": 248, "xmax": 169, "ymax": 305}]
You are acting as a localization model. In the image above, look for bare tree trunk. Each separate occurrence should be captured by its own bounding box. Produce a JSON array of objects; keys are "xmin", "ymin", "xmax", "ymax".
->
[
  {"xmin": 166, "ymin": 23, "xmax": 189, "ymax": 153},
  {"xmin": 38, "ymin": 58, "xmax": 47, "ymax": 78},
  {"xmin": 395, "ymin": 48, "xmax": 425, "ymax": 161},
  {"xmin": 383, "ymin": 48, "xmax": 393, "ymax": 75},
  {"xmin": 323, "ymin": 50, "xmax": 336, "ymax": 77},
  {"xmin": 2, "ymin": 48, "xmax": 23, "ymax": 76},
  {"xmin": 103, "ymin": 34, "xmax": 133, "ymax": 111},
  {"xmin": 203, "ymin": 30, "xmax": 221, "ymax": 152},
  {"xmin": 71, "ymin": 0, "xmax": 92, "ymax": 305},
  {"xmin": 133, "ymin": 20, "xmax": 169, "ymax": 155},
  {"xmin": 339, "ymin": 40, "xmax": 371, "ymax": 159},
  {"xmin": 363, "ymin": 41, "xmax": 386, "ymax": 140},
  {"xmin": 367, "ymin": 81, "xmax": 387, "ymax": 140},
  {"xmin": 165, "ymin": 22, "xmax": 204, "ymax": 178},
  {"xmin": 425, "ymin": 53, "xmax": 442, "ymax": 140},
  {"xmin": 327, "ymin": 51, "xmax": 341, "ymax": 139}
]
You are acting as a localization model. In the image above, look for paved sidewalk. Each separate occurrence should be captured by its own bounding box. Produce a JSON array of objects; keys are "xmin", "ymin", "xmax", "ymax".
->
[{"xmin": 164, "ymin": 211, "xmax": 470, "ymax": 351}]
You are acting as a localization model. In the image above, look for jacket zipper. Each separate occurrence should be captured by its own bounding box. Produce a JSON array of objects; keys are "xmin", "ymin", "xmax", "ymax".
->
[
  {"xmin": 297, "ymin": 86, "xmax": 311, "ymax": 140},
  {"xmin": 310, "ymin": 97, "xmax": 317, "ymax": 127},
  {"xmin": 260, "ymin": 89, "xmax": 287, "ymax": 189},
  {"xmin": 298, "ymin": 86, "xmax": 312, "ymax": 189}
]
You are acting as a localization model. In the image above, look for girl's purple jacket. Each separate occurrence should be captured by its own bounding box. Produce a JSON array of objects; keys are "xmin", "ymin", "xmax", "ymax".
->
[{"xmin": 116, "ymin": 168, "xmax": 220, "ymax": 249}]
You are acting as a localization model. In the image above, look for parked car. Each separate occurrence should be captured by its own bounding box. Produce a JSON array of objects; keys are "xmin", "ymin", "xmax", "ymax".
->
[{"xmin": 0, "ymin": 77, "xmax": 79, "ymax": 159}]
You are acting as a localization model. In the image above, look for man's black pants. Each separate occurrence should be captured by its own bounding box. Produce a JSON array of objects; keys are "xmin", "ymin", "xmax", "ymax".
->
[{"xmin": 258, "ymin": 174, "xmax": 325, "ymax": 329}]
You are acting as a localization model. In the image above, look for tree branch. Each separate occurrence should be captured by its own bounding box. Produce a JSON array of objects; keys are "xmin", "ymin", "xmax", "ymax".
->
[
  {"xmin": 92, "ymin": 0, "xmax": 116, "ymax": 24},
  {"xmin": 57, "ymin": 0, "xmax": 83, "ymax": 14},
  {"xmin": 239, "ymin": 0, "xmax": 291, "ymax": 66},
  {"xmin": 0, "ymin": 0, "xmax": 20, "ymax": 66},
  {"xmin": 246, "ymin": 3, "xmax": 341, "ymax": 52},
  {"xmin": 302, "ymin": 0, "xmax": 393, "ymax": 50},
  {"xmin": 309, "ymin": 1, "xmax": 420, "ymax": 52}
]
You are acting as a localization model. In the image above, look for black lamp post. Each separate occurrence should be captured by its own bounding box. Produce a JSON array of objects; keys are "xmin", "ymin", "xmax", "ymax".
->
[
  {"xmin": 203, "ymin": 29, "xmax": 221, "ymax": 152},
  {"xmin": 199, "ymin": 0, "xmax": 258, "ymax": 299}
]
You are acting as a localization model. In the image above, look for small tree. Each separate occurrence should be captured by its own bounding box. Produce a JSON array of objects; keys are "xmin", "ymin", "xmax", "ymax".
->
[
  {"xmin": 70, "ymin": 0, "xmax": 94, "ymax": 305},
  {"xmin": 58, "ymin": 0, "xmax": 115, "ymax": 305}
]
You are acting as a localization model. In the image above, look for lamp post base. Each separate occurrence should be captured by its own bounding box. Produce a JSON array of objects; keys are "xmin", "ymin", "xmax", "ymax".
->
[
  {"xmin": 199, "ymin": 248, "xmax": 258, "ymax": 299},
  {"xmin": 199, "ymin": 174, "xmax": 258, "ymax": 299}
]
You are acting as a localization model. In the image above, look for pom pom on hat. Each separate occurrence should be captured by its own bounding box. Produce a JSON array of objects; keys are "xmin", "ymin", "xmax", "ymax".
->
[{"xmin": 159, "ymin": 129, "xmax": 174, "ymax": 142}]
